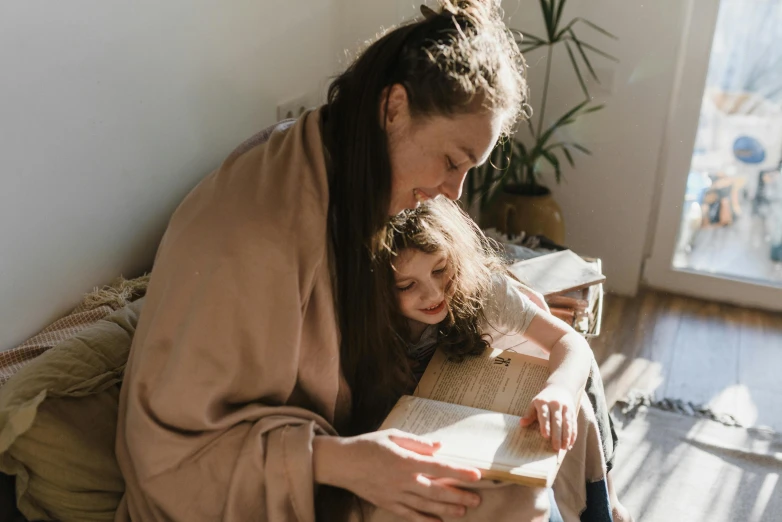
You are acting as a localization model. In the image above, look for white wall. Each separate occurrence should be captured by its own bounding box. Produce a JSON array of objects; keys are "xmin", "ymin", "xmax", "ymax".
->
[
  {"xmin": 505, "ymin": 0, "xmax": 689, "ymax": 296},
  {"xmin": 337, "ymin": 0, "xmax": 419, "ymax": 63},
  {"xmin": 0, "ymin": 0, "xmax": 340, "ymax": 350},
  {"xmin": 0, "ymin": 0, "xmax": 693, "ymax": 350}
]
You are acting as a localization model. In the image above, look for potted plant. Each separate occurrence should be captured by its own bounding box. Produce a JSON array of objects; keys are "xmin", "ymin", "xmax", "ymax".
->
[{"xmin": 465, "ymin": 0, "xmax": 617, "ymax": 243}]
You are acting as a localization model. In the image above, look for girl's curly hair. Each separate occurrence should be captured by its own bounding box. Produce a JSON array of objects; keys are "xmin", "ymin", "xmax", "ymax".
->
[{"xmin": 379, "ymin": 197, "xmax": 506, "ymax": 361}]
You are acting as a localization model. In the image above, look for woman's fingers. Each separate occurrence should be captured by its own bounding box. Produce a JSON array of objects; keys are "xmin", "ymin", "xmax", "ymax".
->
[
  {"xmin": 336, "ymin": 430, "xmax": 483, "ymax": 520},
  {"xmin": 391, "ymin": 433, "xmax": 480, "ymax": 480},
  {"xmin": 402, "ymin": 492, "xmax": 468, "ymax": 519},
  {"xmin": 390, "ymin": 432, "xmax": 480, "ymax": 481},
  {"xmin": 394, "ymin": 473, "xmax": 480, "ymax": 521},
  {"xmin": 389, "ymin": 503, "xmax": 441, "ymax": 522},
  {"xmin": 390, "ymin": 431, "xmax": 441, "ymax": 456},
  {"xmin": 412, "ymin": 474, "xmax": 481, "ymax": 508},
  {"xmin": 417, "ymin": 457, "xmax": 482, "ymax": 483}
]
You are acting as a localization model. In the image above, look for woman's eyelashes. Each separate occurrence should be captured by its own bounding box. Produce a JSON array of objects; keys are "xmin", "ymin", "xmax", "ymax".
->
[{"xmin": 446, "ymin": 156, "xmax": 458, "ymax": 172}]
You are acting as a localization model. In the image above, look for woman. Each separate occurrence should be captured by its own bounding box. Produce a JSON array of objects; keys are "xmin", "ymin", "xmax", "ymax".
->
[{"xmin": 115, "ymin": 2, "xmax": 566, "ymax": 521}]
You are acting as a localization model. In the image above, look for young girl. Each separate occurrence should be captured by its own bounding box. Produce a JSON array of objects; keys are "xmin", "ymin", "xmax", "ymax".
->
[{"xmin": 380, "ymin": 197, "xmax": 631, "ymax": 521}]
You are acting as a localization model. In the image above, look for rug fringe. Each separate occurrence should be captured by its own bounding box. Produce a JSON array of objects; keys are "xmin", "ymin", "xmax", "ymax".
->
[{"xmin": 616, "ymin": 389, "xmax": 744, "ymax": 428}]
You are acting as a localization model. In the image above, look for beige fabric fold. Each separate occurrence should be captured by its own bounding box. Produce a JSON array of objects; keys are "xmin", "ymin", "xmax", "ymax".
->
[
  {"xmin": 552, "ymin": 394, "xmax": 608, "ymax": 521},
  {"xmin": 115, "ymin": 110, "xmax": 347, "ymax": 522}
]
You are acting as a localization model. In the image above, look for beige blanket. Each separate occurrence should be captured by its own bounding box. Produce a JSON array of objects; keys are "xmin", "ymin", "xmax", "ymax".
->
[
  {"xmin": 115, "ymin": 110, "xmax": 347, "ymax": 521},
  {"xmin": 114, "ymin": 109, "xmax": 603, "ymax": 521}
]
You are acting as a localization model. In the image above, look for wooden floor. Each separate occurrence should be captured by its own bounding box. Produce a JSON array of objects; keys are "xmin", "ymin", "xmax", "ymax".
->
[{"xmin": 588, "ymin": 288, "xmax": 782, "ymax": 430}]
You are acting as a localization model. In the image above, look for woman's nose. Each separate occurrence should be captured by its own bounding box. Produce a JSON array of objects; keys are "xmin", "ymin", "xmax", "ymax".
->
[{"xmin": 439, "ymin": 170, "xmax": 467, "ymax": 201}]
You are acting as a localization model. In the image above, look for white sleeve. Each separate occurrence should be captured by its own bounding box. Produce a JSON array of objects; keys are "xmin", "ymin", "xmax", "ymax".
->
[{"xmin": 481, "ymin": 274, "xmax": 538, "ymax": 336}]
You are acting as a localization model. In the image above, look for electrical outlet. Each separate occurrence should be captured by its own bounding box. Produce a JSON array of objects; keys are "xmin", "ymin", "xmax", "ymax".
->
[{"xmin": 276, "ymin": 94, "xmax": 313, "ymax": 122}]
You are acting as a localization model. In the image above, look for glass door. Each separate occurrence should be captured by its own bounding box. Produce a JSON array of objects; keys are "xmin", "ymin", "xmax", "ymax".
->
[{"xmin": 645, "ymin": 0, "xmax": 782, "ymax": 310}]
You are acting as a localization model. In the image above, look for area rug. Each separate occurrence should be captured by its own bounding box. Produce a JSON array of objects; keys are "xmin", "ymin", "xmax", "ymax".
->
[{"xmin": 610, "ymin": 393, "xmax": 782, "ymax": 522}]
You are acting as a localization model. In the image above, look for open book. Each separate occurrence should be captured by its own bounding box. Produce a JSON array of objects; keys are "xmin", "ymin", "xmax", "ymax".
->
[{"xmin": 379, "ymin": 346, "xmax": 565, "ymax": 487}]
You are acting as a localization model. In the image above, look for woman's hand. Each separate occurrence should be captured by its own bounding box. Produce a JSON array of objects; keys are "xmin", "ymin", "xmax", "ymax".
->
[
  {"xmin": 520, "ymin": 383, "xmax": 578, "ymax": 452},
  {"xmin": 313, "ymin": 430, "xmax": 482, "ymax": 522}
]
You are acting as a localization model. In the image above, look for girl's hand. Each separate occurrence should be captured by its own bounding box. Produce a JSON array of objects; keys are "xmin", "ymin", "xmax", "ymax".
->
[
  {"xmin": 313, "ymin": 430, "xmax": 482, "ymax": 522},
  {"xmin": 519, "ymin": 384, "xmax": 577, "ymax": 452}
]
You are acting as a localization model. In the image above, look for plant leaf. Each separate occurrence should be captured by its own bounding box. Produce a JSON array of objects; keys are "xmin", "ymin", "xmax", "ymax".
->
[
  {"xmin": 519, "ymin": 43, "xmax": 547, "ymax": 55},
  {"xmin": 526, "ymin": 118, "xmax": 537, "ymax": 139},
  {"xmin": 580, "ymin": 18, "xmax": 618, "ymax": 39},
  {"xmin": 538, "ymin": 100, "xmax": 590, "ymax": 146},
  {"xmin": 564, "ymin": 40, "xmax": 590, "ymax": 98},
  {"xmin": 554, "ymin": 18, "xmax": 578, "ymax": 40},
  {"xmin": 571, "ymin": 143, "xmax": 592, "ymax": 155},
  {"xmin": 568, "ymin": 39, "xmax": 619, "ymax": 62},
  {"xmin": 584, "ymin": 103, "xmax": 605, "ymax": 113},
  {"xmin": 516, "ymin": 30, "xmax": 547, "ymax": 44},
  {"xmin": 539, "ymin": 0, "xmax": 555, "ymax": 39},
  {"xmin": 569, "ymin": 31, "xmax": 599, "ymax": 81},
  {"xmin": 542, "ymin": 150, "xmax": 562, "ymax": 183},
  {"xmin": 517, "ymin": 141, "xmax": 529, "ymax": 156},
  {"xmin": 546, "ymin": 142, "xmax": 586, "ymax": 166},
  {"xmin": 512, "ymin": 140, "xmax": 537, "ymax": 186},
  {"xmin": 561, "ymin": 146, "xmax": 575, "ymax": 167},
  {"xmin": 554, "ymin": 0, "xmax": 567, "ymax": 32}
]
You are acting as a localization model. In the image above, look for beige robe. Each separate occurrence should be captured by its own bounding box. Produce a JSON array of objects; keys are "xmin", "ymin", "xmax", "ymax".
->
[
  {"xmin": 115, "ymin": 109, "xmax": 603, "ymax": 522},
  {"xmin": 115, "ymin": 111, "xmax": 346, "ymax": 521}
]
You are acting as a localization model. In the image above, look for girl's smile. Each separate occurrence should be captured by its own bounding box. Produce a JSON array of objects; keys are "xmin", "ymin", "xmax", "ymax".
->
[
  {"xmin": 419, "ymin": 300, "xmax": 446, "ymax": 315},
  {"xmin": 393, "ymin": 250, "xmax": 451, "ymax": 329}
]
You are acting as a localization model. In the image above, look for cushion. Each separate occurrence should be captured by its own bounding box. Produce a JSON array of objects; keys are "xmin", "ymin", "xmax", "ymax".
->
[{"xmin": 0, "ymin": 299, "xmax": 144, "ymax": 522}]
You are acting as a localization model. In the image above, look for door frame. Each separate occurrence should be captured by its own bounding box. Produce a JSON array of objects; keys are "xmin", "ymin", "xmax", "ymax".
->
[{"xmin": 643, "ymin": 0, "xmax": 782, "ymax": 311}]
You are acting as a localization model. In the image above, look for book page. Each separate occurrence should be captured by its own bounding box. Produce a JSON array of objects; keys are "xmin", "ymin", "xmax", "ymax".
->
[
  {"xmin": 380, "ymin": 395, "xmax": 558, "ymax": 483},
  {"xmin": 415, "ymin": 347, "xmax": 550, "ymax": 418}
]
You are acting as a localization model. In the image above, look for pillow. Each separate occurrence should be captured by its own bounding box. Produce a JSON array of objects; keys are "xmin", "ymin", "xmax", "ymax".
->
[{"xmin": 0, "ymin": 298, "xmax": 144, "ymax": 522}]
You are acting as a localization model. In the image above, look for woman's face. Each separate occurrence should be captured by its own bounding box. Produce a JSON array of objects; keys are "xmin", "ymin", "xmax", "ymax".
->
[
  {"xmin": 393, "ymin": 249, "xmax": 451, "ymax": 327},
  {"xmin": 384, "ymin": 85, "xmax": 504, "ymax": 215}
]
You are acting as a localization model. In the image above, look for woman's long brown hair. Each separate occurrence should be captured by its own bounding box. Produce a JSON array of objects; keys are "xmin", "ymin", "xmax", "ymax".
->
[{"xmin": 322, "ymin": 0, "xmax": 528, "ymax": 434}]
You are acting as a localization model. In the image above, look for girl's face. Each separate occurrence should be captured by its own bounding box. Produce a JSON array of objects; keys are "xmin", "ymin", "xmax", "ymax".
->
[
  {"xmin": 393, "ymin": 249, "xmax": 451, "ymax": 327},
  {"xmin": 384, "ymin": 84, "xmax": 503, "ymax": 215}
]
